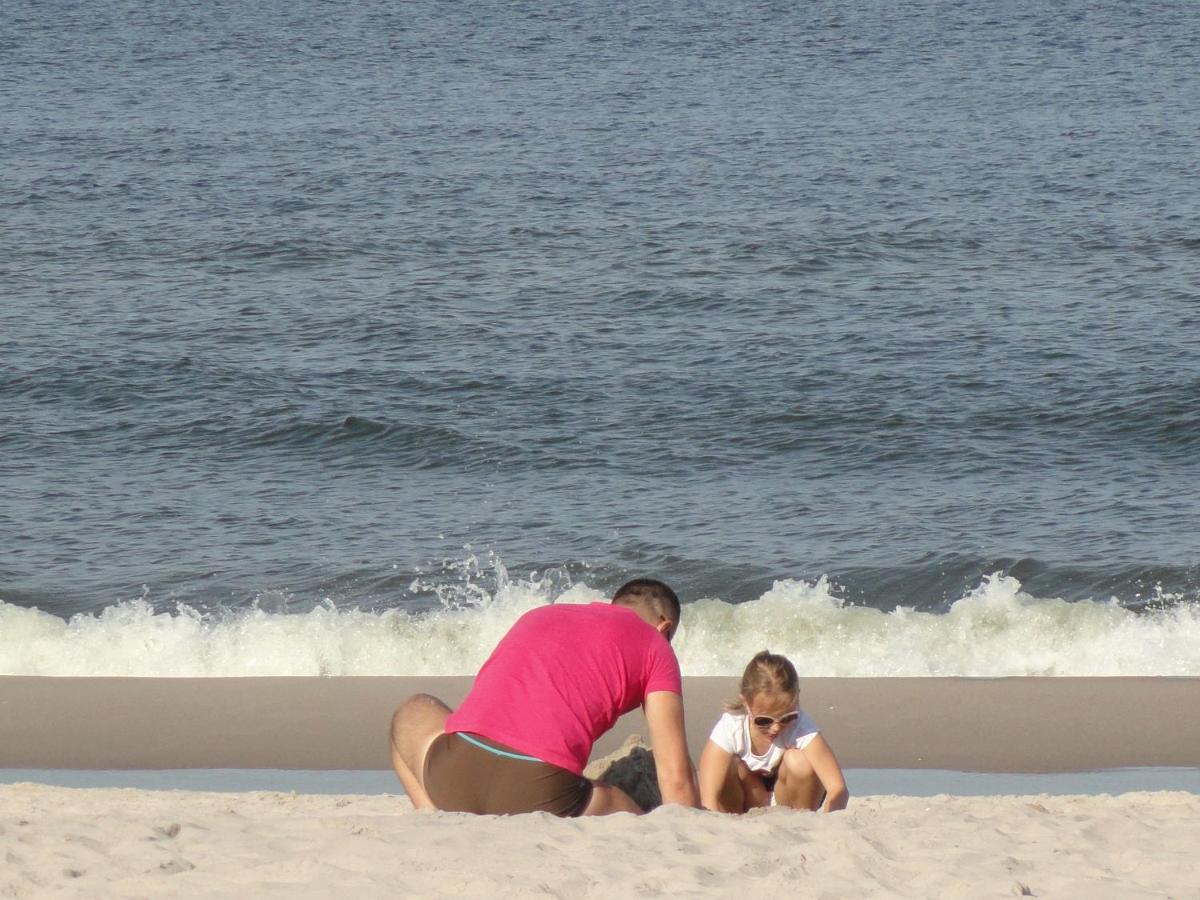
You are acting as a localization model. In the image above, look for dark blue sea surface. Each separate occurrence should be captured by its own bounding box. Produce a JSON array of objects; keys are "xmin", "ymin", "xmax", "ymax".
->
[{"xmin": 2, "ymin": 0, "xmax": 1199, "ymax": 674}]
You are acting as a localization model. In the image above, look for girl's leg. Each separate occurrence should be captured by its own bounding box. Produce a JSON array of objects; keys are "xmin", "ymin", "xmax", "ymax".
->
[
  {"xmin": 772, "ymin": 748, "xmax": 824, "ymax": 811},
  {"xmin": 704, "ymin": 754, "xmax": 747, "ymax": 812},
  {"xmin": 734, "ymin": 760, "xmax": 772, "ymax": 810}
]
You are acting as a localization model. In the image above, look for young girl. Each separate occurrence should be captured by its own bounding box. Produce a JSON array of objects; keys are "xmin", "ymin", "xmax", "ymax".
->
[{"xmin": 698, "ymin": 651, "xmax": 848, "ymax": 813}]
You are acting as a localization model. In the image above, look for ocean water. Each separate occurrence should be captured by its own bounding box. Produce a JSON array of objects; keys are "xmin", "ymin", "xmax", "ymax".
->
[{"xmin": 3, "ymin": 0, "xmax": 1199, "ymax": 677}]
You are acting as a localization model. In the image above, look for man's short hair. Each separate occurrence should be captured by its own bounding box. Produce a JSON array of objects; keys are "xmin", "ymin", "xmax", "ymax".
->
[{"xmin": 611, "ymin": 578, "xmax": 681, "ymax": 625}]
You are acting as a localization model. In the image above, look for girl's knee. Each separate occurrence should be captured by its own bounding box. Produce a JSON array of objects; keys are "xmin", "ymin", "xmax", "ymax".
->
[
  {"xmin": 778, "ymin": 748, "xmax": 815, "ymax": 781},
  {"xmin": 775, "ymin": 750, "xmax": 823, "ymax": 811}
]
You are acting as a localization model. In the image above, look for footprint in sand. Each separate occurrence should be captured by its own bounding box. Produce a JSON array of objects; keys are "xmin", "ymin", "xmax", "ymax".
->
[{"xmin": 63, "ymin": 834, "xmax": 106, "ymax": 854}]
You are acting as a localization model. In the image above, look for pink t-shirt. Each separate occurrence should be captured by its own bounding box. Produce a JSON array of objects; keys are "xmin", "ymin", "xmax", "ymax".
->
[{"xmin": 445, "ymin": 602, "xmax": 682, "ymax": 775}]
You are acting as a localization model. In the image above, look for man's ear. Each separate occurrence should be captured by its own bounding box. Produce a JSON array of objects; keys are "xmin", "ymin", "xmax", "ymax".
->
[{"xmin": 655, "ymin": 618, "xmax": 674, "ymax": 642}]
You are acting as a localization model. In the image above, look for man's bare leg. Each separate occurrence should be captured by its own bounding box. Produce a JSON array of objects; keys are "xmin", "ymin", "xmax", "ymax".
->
[
  {"xmin": 389, "ymin": 693, "xmax": 451, "ymax": 810},
  {"xmin": 582, "ymin": 782, "xmax": 643, "ymax": 816}
]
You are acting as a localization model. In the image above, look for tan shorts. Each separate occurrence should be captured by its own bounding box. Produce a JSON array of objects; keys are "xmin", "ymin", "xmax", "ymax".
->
[{"xmin": 423, "ymin": 732, "xmax": 593, "ymax": 817}]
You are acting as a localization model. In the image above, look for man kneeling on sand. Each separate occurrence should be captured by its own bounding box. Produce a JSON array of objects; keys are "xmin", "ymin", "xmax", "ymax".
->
[{"xmin": 390, "ymin": 578, "xmax": 701, "ymax": 816}]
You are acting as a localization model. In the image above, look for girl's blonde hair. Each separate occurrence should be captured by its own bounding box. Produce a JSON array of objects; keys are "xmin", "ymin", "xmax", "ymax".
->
[{"xmin": 725, "ymin": 650, "xmax": 800, "ymax": 712}]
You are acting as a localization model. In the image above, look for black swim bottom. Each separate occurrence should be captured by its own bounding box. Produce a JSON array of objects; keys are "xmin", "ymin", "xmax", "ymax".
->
[{"xmin": 423, "ymin": 732, "xmax": 593, "ymax": 817}]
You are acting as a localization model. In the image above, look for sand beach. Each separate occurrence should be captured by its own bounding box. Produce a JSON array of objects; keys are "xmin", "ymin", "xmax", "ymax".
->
[
  {"xmin": 4, "ymin": 784, "xmax": 1199, "ymax": 898},
  {"xmin": 2, "ymin": 677, "xmax": 1199, "ymax": 897}
]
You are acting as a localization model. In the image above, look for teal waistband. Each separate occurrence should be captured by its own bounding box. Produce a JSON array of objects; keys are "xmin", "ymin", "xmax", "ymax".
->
[{"xmin": 456, "ymin": 732, "xmax": 543, "ymax": 763}]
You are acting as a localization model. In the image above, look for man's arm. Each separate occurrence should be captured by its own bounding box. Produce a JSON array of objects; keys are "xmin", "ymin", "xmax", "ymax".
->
[{"xmin": 643, "ymin": 690, "xmax": 701, "ymax": 808}]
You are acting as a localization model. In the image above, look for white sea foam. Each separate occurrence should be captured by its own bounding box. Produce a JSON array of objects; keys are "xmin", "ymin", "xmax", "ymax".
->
[{"xmin": 1, "ymin": 574, "xmax": 1197, "ymax": 677}]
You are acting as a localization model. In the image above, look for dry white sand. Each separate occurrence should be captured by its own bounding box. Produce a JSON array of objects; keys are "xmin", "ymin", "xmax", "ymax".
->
[{"xmin": 3, "ymin": 784, "xmax": 1198, "ymax": 898}]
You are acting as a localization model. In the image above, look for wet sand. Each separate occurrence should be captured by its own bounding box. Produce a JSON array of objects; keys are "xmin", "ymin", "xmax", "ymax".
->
[{"xmin": 2, "ymin": 676, "xmax": 1198, "ymax": 771}]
